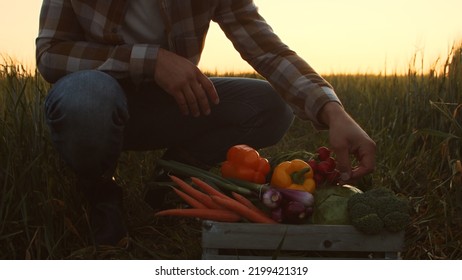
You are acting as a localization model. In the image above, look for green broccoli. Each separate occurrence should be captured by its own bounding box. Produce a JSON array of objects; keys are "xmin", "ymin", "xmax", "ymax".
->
[{"xmin": 347, "ymin": 187, "xmax": 410, "ymax": 235}]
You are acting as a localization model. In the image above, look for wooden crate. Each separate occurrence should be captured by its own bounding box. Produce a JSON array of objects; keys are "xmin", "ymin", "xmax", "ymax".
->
[{"xmin": 202, "ymin": 221, "xmax": 405, "ymax": 260}]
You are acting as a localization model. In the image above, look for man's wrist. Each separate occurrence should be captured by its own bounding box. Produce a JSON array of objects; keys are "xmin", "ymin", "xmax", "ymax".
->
[{"xmin": 318, "ymin": 101, "xmax": 346, "ymax": 128}]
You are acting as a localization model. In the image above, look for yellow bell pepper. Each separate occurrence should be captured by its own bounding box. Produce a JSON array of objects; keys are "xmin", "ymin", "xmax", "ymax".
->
[{"xmin": 270, "ymin": 159, "xmax": 316, "ymax": 193}]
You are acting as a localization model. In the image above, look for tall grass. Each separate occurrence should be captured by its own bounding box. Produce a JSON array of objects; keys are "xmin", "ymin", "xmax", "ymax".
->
[
  {"xmin": 1, "ymin": 44, "xmax": 461, "ymax": 259},
  {"xmin": 325, "ymin": 45, "xmax": 462, "ymax": 259}
]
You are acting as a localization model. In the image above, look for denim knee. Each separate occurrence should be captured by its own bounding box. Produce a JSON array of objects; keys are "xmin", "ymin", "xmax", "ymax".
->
[
  {"xmin": 251, "ymin": 80, "xmax": 295, "ymax": 147},
  {"xmin": 45, "ymin": 70, "xmax": 129, "ymax": 178},
  {"xmin": 184, "ymin": 77, "xmax": 294, "ymax": 164}
]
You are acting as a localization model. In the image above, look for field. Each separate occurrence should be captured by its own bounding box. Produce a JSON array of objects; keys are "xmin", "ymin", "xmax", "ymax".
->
[{"xmin": 1, "ymin": 45, "xmax": 461, "ymax": 259}]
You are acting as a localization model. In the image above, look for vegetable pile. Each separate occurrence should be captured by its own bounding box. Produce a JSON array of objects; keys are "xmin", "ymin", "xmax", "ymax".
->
[
  {"xmin": 156, "ymin": 175, "xmax": 276, "ymax": 223},
  {"xmin": 153, "ymin": 144, "xmax": 410, "ymax": 234}
]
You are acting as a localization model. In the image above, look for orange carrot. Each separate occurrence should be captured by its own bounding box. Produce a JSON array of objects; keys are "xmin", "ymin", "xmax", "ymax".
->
[
  {"xmin": 211, "ymin": 195, "xmax": 277, "ymax": 224},
  {"xmin": 169, "ymin": 175, "xmax": 223, "ymax": 209},
  {"xmin": 191, "ymin": 177, "xmax": 227, "ymax": 198},
  {"xmin": 231, "ymin": 192, "xmax": 269, "ymax": 217},
  {"xmin": 171, "ymin": 187, "xmax": 207, "ymax": 209},
  {"xmin": 155, "ymin": 208, "xmax": 242, "ymax": 222}
]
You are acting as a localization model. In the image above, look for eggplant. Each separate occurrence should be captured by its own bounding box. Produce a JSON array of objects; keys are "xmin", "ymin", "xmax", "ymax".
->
[
  {"xmin": 282, "ymin": 201, "xmax": 309, "ymax": 224},
  {"xmin": 270, "ymin": 207, "xmax": 284, "ymax": 223},
  {"xmin": 261, "ymin": 187, "xmax": 315, "ymax": 224},
  {"xmin": 305, "ymin": 206, "xmax": 314, "ymax": 217},
  {"xmin": 277, "ymin": 187, "xmax": 314, "ymax": 208}
]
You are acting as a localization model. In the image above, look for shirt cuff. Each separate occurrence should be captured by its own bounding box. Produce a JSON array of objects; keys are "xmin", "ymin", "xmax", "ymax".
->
[
  {"xmin": 305, "ymin": 86, "xmax": 343, "ymax": 130},
  {"xmin": 129, "ymin": 44, "xmax": 159, "ymax": 84}
]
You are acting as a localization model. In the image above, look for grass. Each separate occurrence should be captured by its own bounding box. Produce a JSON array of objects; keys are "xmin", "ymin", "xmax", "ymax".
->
[{"xmin": 1, "ymin": 44, "xmax": 461, "ymax": 259}]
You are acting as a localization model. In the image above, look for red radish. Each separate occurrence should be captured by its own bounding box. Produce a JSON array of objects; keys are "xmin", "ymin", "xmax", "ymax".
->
[
  {"xmin": 316, "ymin": 146, "xmax": 331, "ymax": 161},
  {"xmin": 307, "ymin": 159, "xmax": 318, "ymax": 172},
  {"xmin": 325, "ymin": 170, "xmax": 341, "ymax": 184},
  {"xmin": 314, "ymin": 173, "xmax": 324, "ymax": 185},
  {"xmin": 317, "ymin": 161, "xmax": 334, "ymax": 175},
  {"xmin": 324, "ymin": 157, "xmax": 337, "ymax": 170}
]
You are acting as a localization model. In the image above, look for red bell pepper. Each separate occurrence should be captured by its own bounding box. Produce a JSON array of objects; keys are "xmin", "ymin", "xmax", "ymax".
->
[{"xmin": 220, "ymin": 144, "xmax": 270, "ymax": 184}]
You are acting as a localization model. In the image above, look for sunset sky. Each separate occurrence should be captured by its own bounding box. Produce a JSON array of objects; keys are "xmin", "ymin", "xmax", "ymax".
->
[{"xmin": 1, "ymin": 0, "xmax": 461, "ymax": 74}]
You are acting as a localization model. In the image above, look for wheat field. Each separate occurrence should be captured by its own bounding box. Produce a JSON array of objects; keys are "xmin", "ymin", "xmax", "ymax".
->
[{"xmin": 0, "ymin": 44, "xmax": 461, "ymax": 259}]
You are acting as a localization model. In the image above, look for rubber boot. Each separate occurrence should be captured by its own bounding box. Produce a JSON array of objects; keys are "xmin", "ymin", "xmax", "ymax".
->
[{"xmin": 79, "ymin": 177, "xmax": 128, "ymax": 246}]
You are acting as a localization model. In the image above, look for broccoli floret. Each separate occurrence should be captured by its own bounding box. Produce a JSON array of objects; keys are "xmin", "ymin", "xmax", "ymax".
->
[
  {"xmin": 382, "ymin": 211, "xmax": 410, "ymax": 232},
  {"xmin": 351, "ymin": 214, "xmax": 384, "ymax": 235},
  {"xmin": 375, "ymin": 195, "xmax": 408, "ymax": 215},
  {"xmin": 347, "ymin": 187, "xmax": 410, "ymax": 235},
  {"xmin": 348, "ymin": 194, "xmax": 375, "ymax": 218}
]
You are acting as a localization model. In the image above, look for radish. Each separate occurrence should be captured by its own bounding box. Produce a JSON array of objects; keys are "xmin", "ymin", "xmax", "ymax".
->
[{"xmin": 316, "ymin": 146, "xmax": 331, "ymax": 161}]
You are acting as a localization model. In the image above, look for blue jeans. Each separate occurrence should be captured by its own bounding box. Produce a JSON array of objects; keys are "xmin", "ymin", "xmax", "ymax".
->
[{"xmin": 45, "ymin": 70, "xmax": 294, "ymax": 178}]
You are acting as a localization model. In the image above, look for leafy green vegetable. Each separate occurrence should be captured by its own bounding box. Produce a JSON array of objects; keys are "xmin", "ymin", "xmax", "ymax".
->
[{"xmin": 312, "ymin": 185, "xmax": 363, "ymax": 225}]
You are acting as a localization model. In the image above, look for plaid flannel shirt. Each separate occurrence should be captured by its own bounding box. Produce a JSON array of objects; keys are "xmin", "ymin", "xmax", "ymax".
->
[{"xmin": 36, "ymin": 0, "xmax": 341, "ymax": 127}]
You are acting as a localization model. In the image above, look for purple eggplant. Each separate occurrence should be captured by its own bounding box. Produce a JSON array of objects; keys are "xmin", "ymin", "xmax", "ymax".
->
[
  {"xmin": 270, "ymin": 207, "xmax": 284, "ymax": 223},
  {"xmin": 282, "ymin": 201, "xmax": 309, "ymax": 224},
  {"xmin": 261, "ymin": 187, "xmax": 315, "ymax": 224},
  {"xmin": 305, "ymin": 206, "xmax": 314, "ymax": 217},
  {"xmin": 276, "ymin": 187, "xmax": 315, "ymax": 208}
]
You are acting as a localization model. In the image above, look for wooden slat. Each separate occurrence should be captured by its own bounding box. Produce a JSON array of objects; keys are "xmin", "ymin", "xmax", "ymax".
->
[
  {"xmin": 202, "ymin": 221, "xmax": 404, "ymax": 253},
  {"xmin": 201, "ymin": 252, "xmax": 400, "ymax": 260}
]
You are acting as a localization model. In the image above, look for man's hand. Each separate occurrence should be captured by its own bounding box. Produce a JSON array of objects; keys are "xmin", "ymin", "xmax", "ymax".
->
[
  {"xmin": 154, "ymin": 48, "xmax": 219, "ymax": 117},
  {"xmin": 319, "ymin": 102, "xmax": 376, "ymax": 182}
]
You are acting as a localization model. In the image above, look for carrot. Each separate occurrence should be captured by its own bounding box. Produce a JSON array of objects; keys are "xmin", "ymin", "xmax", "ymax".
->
[
  {"xmin": 211, "ymin": 195, "xmax": 277, "ymax": 224},
  {"xmin": 231, "ymin": 192, "xmax": 270, "ymax": 218},
  {"xmin": 169, "ymin": 175, "xmax": 223, "ymax": 209},
  {"xmin": 155, "ymin": 208, "xmax": 242, "ymax": 222},
  {"xmin": 191, "ymin": 177, "xmax": 227, "ymax": 198},
  {"xmin": 171, "ymin": 187, "xmax": 207, "ymax": 209}
]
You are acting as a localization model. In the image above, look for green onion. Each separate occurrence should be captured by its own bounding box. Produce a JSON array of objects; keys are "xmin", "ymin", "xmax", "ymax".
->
[{"xmin": 156, "ymin": 159, "xmax": 254, "ymax": 196}]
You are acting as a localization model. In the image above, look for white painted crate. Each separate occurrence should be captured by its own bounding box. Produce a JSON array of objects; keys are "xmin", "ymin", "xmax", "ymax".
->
[{"xmin": 202, "ymin": 221, "xmax": 405, "ymax": 260}]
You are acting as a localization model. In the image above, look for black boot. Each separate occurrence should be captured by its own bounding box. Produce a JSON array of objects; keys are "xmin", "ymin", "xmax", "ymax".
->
[{"xmin": 79, "ymin": 178, "xmax": 128, "ymax": 246}]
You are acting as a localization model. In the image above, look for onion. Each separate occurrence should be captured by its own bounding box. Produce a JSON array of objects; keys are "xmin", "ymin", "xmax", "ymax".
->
[{"xmin": 262, "ymin": 188, "xmax": 283, "ymax": 209}]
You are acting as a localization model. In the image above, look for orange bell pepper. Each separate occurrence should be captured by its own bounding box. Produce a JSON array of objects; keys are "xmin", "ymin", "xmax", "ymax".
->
[
  {"xmin": 270, "ymin": 159, "xmax": 316, "ymax": 193},
  {"xmin": 220, "ymin": 144, "xmax": 270, "ymax": 184}
]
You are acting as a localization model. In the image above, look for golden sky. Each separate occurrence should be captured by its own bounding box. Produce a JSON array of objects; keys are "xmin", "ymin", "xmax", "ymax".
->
[{"xmin": 1, "ymin": 0, "xmax": 461, "ymax": 74}]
